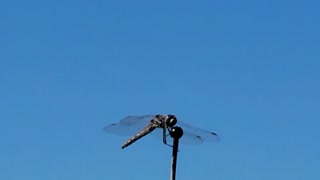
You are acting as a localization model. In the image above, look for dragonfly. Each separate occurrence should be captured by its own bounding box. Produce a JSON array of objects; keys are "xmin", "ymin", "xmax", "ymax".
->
[{"xmin": 103, "ymin": 114, "xmax": 220, "ymax": 149}]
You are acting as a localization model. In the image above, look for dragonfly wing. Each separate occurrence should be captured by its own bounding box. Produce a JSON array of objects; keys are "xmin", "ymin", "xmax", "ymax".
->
[
  {"xmin": 103, "ymin": 115, "xmax": 156, "ymax": 136},
  {"xmin": 176, "ymin": 121, "xmax": 220, "ymax": 143},
  {"xmin": 119, "ymin": 115, "xmax": 157, "ymax": 124},
  {"xmin": 149, "ymin": 128, "xmax": 204, "ymax": 145},
  {"xmin": 179, "ymin": 131, "xmax": 205, "ymax": 145}
]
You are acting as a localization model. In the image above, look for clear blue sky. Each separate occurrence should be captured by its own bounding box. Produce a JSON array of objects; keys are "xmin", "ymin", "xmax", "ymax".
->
[{"xmin": 1, "ymin": 0, "xmax": 319, "ymax": 180}]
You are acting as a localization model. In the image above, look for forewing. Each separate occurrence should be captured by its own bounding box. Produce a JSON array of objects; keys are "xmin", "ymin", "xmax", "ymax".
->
[{"xmin": 103, "ymin": 115, "xmax": 156, "ymax": 136}]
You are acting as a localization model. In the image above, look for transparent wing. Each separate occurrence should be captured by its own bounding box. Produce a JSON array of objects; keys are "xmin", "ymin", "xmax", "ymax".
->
[
  {"xmin": 150, "ymin": 129, "xmax": 204, "ymax": 145},
  {"xmin": 103, "ymin": 115, "xmax": 156, "ymax": 136},
  {"xmin": 176, "ymin": 121, "xmax": 220, "ymax": 143}
]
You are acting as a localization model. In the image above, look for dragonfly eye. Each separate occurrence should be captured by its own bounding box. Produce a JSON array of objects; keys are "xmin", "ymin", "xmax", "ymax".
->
[{"xmin": 166, "ymin": 115, "xmax": 177, "ymax": 127}]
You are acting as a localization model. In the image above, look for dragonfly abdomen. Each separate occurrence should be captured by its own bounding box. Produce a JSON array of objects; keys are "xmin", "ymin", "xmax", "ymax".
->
[{"xmin": 121, "ymin": 123, "xmax": 158, "ymax": 149}]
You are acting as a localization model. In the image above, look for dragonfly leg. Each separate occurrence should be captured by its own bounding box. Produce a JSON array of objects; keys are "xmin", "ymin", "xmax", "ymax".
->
[
  {"xmin": 162, "ymin": 127, "xmax": 169, "ymax": 144},
  {"xmin": 161, "ymin": 123, "xmax": 178, "ymax": 150},
  {"xmin": 162, "ymin": 127, "xmax": 174, "ymax": 148}
]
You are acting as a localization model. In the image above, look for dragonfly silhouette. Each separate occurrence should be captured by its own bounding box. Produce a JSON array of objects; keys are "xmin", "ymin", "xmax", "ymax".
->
[{"xmin": 103, "ymin": 114, "xmax": 220, "ymax": 149}]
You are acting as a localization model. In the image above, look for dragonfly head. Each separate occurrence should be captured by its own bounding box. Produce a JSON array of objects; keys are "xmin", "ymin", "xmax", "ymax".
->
[{"xmin": 165, "ymin": 114, "xmax": 177, "ymax": 127}]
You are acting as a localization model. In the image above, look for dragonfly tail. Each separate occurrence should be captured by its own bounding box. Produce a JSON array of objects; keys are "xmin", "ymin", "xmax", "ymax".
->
[{"xmin": 121, "ymin": 124, "xmax": 157, "ymax": 149}]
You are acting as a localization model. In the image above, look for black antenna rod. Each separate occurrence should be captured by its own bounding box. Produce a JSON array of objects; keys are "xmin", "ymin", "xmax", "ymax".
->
[{"xmin": 169, "ymin": 126, "xmax": 183, "ymax": 180}]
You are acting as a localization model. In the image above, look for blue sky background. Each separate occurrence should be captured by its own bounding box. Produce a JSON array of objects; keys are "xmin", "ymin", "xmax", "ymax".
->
[{"xmin": 1, "ymin": 0, "xmax": 319, "ymax": 180}]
